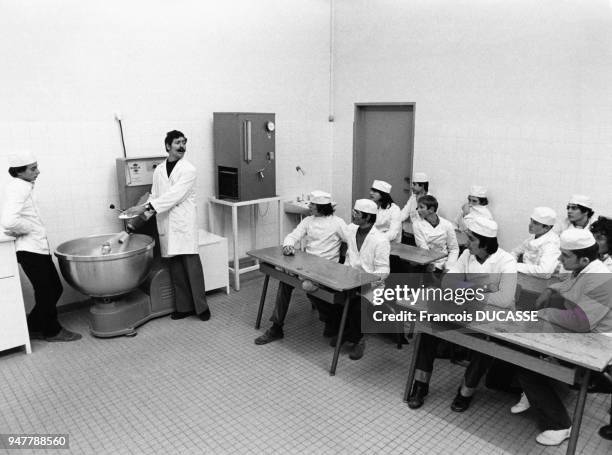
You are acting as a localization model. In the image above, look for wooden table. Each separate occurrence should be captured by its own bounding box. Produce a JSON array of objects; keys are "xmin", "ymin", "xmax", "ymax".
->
[
  {"xmin": 247, "ymin": 247, "xmax": 379, "ymax": 375},
  {"xmin": 402, "ymin": 299, "xmax": 612, "ymax": 455},
  {"xmin": 390, "ymin": 243, "xmax": 447, "ymax": 266},
  {"xmin": 208, "ymin": 196, "xmax": 282, "ymax": 291}
]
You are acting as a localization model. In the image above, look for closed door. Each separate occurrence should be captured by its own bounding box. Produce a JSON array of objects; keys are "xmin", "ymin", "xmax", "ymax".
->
[{"xmin": 352, "ymin": 104, "xmax": 415, "ymax": 208}]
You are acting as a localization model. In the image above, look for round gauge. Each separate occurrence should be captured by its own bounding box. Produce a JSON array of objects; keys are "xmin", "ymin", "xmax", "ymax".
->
[{"xmin": 266, "ymin": 121, "xmax": 275, "ymax": 132}]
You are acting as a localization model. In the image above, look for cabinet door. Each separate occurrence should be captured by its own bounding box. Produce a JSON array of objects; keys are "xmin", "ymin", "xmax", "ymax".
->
[
  {"xmin": 199, "ymin": 239, "xmax": 229, "ymax": 293},
  {"xmin": 0, "ymin": 275, "xmax": 30, "ymax": 353}
]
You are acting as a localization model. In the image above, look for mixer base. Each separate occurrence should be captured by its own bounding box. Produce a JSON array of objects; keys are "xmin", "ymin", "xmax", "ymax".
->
[{"xmin": 89, "ymin": 289, "xmax": 173, "ymax": 338}]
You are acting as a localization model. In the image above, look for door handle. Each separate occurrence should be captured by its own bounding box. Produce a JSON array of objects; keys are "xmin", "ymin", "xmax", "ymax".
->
[{"xmin": 243, "ymin": 120, "xmax": 252, "ymax": 163}]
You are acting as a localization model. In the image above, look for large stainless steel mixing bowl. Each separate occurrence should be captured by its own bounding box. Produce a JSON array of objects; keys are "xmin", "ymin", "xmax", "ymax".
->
[{"xmin": 55, "ymin": 233, "xmax": 155, "ymax": 298}]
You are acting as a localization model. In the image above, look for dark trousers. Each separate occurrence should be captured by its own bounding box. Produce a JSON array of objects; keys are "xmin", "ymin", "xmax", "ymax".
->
[
  {"xmin": 166, "ymin": 254, "xmax": 208, "ymax": 315},
  {"xmin": 16, "ymin": 251, "xmax": 62, "ymax": 337},
  {"xmin": 414, "ymin": 333, "xmax": 494, "ymax": 387},
  {"xmin": 322, "ymin": 295, "xmax": 364, "ymax": 344},
  {"xmin": 517, "ymin": 369, "xmax": 572, "ymax": 430},
  {"xmin": 270, "ymin": 281, "xmax": 326, "ymax": 328}
]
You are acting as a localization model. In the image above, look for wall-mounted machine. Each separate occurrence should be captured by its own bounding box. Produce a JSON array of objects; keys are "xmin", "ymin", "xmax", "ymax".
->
[{"xmin": 214, "ymin": 112, "xmax": 276, "ymax": 201}]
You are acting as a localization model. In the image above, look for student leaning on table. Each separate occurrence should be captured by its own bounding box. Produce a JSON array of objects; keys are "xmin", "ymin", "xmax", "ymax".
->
[
  {"xmin": 325, "ymin": 199, "xmax": 390, "ymax": 361},
  {"xmin": 254, "ymin": 190, "xmax": 347, "ymax": 345},
  {"xmin": 412, "ymin": 194, "xmax": 459, "ymax": 272},
  {"xmin": 511, "ymin": 207, "xmax": 560, "ymax": 279},
  {"xmin": 513, "ymin": 229, "xmax": 612, "ymax": 446},
  {"xmin": 407, "ymin": 216, "xmax": 517, "ymax": 411}
]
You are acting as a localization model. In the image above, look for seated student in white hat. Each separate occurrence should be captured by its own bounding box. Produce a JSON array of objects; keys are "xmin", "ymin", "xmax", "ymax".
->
[
  {"xmin": 369, "ymin": 179, "xmax": 402, "ymax": 243},
  {"xmin": 1, "ymin": 151, "xmax": 81, "ymax": 342},
  {"xmin": 254, "ymin": 190, "xmax": 347, "ymax": 345},
  {"xmin": 511, "ymin": 207, "xmax": 560, "ymax": 278},
  {"xmin": 325, "ymin": 199, "xmax": 390, "ymax": 360},
  {"xmin": 554, "ymin": 194, "xmax": 598, "ymax": 235},
  {"xmin": 591, "ymin": 215, "xmax": 612, "ymax": 271},
  {"xmin": 412, "ymin": 194, "xmax": 459, "ymax": 272},
  {"xmin": 514, "ymin": 229, "xmax": 612, "ymax": 446},
  {"xmin": 399, "ymin": 172, "xmax": 429, "ymax": 245},
  {"xmin": 455, "ymin": 185, "xmax": 494, "ymax": 232},
  {"xmin": 408, "ymin": 217, "xmax": 517, "ymax": 411}
]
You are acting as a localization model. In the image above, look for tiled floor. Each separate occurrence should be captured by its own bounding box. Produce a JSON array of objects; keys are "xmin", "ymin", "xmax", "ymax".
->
[{"xmin": 1, "ymin": 274, "xmax": 611, "ymax": 454}]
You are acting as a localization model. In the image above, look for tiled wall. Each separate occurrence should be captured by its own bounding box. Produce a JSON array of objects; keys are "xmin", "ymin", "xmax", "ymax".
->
[
  {"xmin": 331, "ymin": 0, "xmax": 612, "ymax": 249},
  {"xmin": 0, "ymin": 0, "xmax": 334, "ymax": 306}
]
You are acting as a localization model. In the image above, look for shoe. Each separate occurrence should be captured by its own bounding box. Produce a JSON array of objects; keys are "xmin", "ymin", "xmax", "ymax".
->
[
  {"xmin": 408, "ymin": 381, "xmax": 429, "ymax": 409},
  {"xmin": 349, "ymin": 340, "xmax": 365, "ymax": 360},
  {"xmin": 510, "ymin": 392, "xmax": 531, "ymax": 414},
  {"xmin": 45, "ymin": 328, "xmax": 82, "ymax": 342},
  {"xmin": 535, "ymin": 427, "xmax": 571, "ymax": 446},
  {"xmin": 199, "ymin": 309, "xmax": 211, "ymax": 321},
  {"xmin": 254, "ymin": 327, "xmax": 284, "ymax": 345},
  {"xmin": 451, "ymin": 388, "xmax": 473, "ymax": 412},
  {"xmin": 323, "ymin": 323, "xmax": 338, "ymax": 338},
  {"xmin": 171, "ymin": 311, "xmax": 194, "ymax": 320}
]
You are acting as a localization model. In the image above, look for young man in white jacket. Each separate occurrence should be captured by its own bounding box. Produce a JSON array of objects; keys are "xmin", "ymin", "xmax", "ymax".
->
[
  {"xmin": 408, "ymin": 217, "xmax": 517, "ymax": 411},
  {"xmin": 399, "ymin": 172, "xmax": 429, "ymax": 245},
  {"xmin": 254, "ymin": 191, "xmax": 347, "ymax": 344},
  {"xmin": 511, "ymin": 207, "xmax": 560, "ymax": 278},
  {"xmin": 126, "ymin": 130, "xmax": 210, "ymax": 321},
  {"xmin": 1, "ymin": 151, "xmax": 81, "ymax": 342},
  {"xmin": 455, "ymin": 185, "xmax": 494, "ymax": 232},
  {"xmin": 370, "ymin": 180, "xmax": 402, "ymax": 243},
  {"xmin": 413, "ymin": 194, "xmax": 459, "ymax": 272},
  {"xmin": 327, "ymin": 199, "xmax": 390, "ymax": 360}
]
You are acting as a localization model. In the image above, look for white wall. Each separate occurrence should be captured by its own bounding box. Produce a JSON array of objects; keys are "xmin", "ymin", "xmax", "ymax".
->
[
  {"xmin": 332, "ymin": 0, "xmax": 612, "ymax": 249},
  {"xmin": 0, "ymin": 0, "xmax": 334, "ymax": 306}
]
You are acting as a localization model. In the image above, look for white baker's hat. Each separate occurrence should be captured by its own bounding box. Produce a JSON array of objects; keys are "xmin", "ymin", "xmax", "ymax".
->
[
  {"xmin": 560, "ymin": 229, "xmax": 596, "ymax": 250},
  {"xmin": 531, "ymin": 207, "xmax": 557, "ymax": 226},
  {"xmin": 466, "ymin": 216, "xmax": 498, "ymax": 238},
  {"xmin": 8, "ymin": 151, "xmax": 37, "ymax": 168},
  {"xmin": 354, "ymin": 199, "xmax": 378, "ymax": 215},
  {"xmin": 469, "ymin": 185, "xmax": 488, "ymax": 198},
  {"xmin": 413, "ymin": 172, "xmax": 429, "ymax": 183},
  {"xmin": 568, "ymin": 194, "xmax": 593, "ymax": 209},
  {"xmin": 309, "ymin": 190, "xmax": 332, "ymax": 205},
  {"xmin": 371, "ymin": 180, "xmax": 392, "ymax": 194}
]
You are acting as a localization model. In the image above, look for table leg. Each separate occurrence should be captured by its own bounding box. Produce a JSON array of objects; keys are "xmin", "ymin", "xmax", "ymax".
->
[
  {"xmin": 232, "ymin": 205, "xmax": 239, "ymax": 291},
  {"xmin": 566, "ymin": 368, "xmax": 591, "ymax": 455},
  {"xmin": 330, "ymin": 291, "xmax": 352, "ymax": 376},
  {"xmin": 403, "ymin": 331, "xmax": 422, "ymax": 402},
  {"xmin": 208, "ymin": 201, "xmax": 213, "ymax": 233},
  {"xmin": 255, "ymin": 274, "xmax": 270, "ymax": 329},
  {"xmin": 278, "ymin": 199, "xmax": 283, "ymax": 244}
]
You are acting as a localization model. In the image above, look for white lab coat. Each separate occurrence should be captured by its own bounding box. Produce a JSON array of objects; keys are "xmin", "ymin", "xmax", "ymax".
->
[
  {"xmin": 511, "ymin": 229, "xmax": 560, "ymax": 278},
  {"xmin": 447, "ymin": 248, "xmax": 517, "ymax": 308},
  {"xmin": 342, "ymin": 224, "xmax": 390, "ymax": 302},
  {"xmin": 375, "ymin": 203, "xmax": 402, "ymax": 243},
  {"xmin": 603, "ymin": 255, "xmax": 612, "ymax": 272},
  {"xmin": 283, "ymin": 215, "xmax": 347, "ymax": 262},
  {"xmin": 455, "ymin": 205, "xmax": 494, "ymax": 232},
  {"xmin": 400, "ymin": 193, "xmax": 423, "ymax": 228},
  {"xmin": 1, "ymin": 178, "xmax": 50, "ymax": 254},
  {"xmin": 413, "ymin": 216, "xmax": 459, "ymax": 270},
  {"xmin": 148, "ymin": 159, "xmax": 198, "ymax": 257}
]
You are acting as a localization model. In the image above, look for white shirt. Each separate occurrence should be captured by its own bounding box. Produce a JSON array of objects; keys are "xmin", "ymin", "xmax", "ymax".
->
[
  {"xmin": 447, "ymin": 248, "xmax": 518, "ymax": 308},
  {"xmin": 512, "ymin": 229, "xmax": 560, "ymax": 278},
  {"xmin": 455, "ymin": 205, "xmax": 494, "ymax": 232},
  {"xmin": 602, "ymin": 254, "xmax": 612, "ymax": 272},
  {"xmin": 413, "ymin": 216, "xmax": 459, "ymax": 270},
  {"xmin": 149, "ymin": 158, "xmax": 198, "ymax": 257},
  {"xmin": 554, "ymin": 214, "xmax": 598, "ymax": 236},
  {"xmin": 375, "ymin": 203, "xmax": 402, "ymax": 243},
  {"xmin": 547, "ymin": 259, "xmax": 612, "ymax": 333},
  {"xmin": 283, "ymin": 215, "xmax": 346, "ymax": 262},
  {"xmin": 1, "ymin": 178, "xmax": 50, "ymax": 254},
  {"xmin": 343, "ymin": 224, "xmax": 390, "ymax": 278}
]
